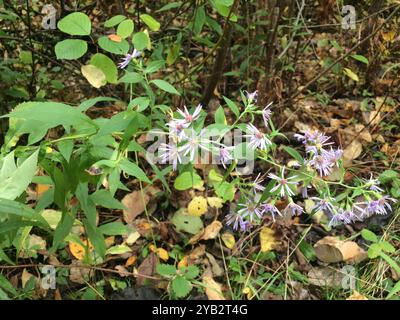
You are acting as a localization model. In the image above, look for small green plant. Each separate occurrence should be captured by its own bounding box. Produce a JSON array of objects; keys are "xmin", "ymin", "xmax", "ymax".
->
[
  {"xmin": 156, "ymin": 263, "xmax": 199, "ymax": 299},
  {"xmin": 361, "ymin": 229, "xmax": 400, "ymax": 299}
]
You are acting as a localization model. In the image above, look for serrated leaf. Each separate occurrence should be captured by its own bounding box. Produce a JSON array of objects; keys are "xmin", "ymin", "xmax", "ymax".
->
[
  {"xmin": 180, "ymin": 265, "xmax": 199, "ymax": 280},
  {"xmin": 156, "ymin": 263, "xmax": 177, "ymax": 277},
  {"xmin": 171, "ymin": 276, "xmax": 192, "ymax": 298}
]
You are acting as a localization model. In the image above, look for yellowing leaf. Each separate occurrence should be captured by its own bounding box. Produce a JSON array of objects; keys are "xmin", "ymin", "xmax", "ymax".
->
[
  {"xmin": 157, "ymin": 248, "xmax": 169, "ymax": 262},
  {"xmin": 207, "ymin": 197, "xmax": 224, "ymax": 209},
  {"xmin": 108, "ymin": 34, "xmax": 122, "ymax": 42},
  {"xmin": 81, "ymin": 64, "xmax": 107, "ymax": 88},
  {"xmin": 69, "ymin": 239, "xmax": 94, "ymax": 260},
  {"xmin": 178, "ymin": 256, "xmax": 188, "ymax": 268},
  {"xmin": 125, "ymin": 255, "xmax": 137, "ymax": 267},
  {"xmin": 189, "ymin": 220, "xmax": 222, "ymax": 244},
  {"xmin": 347, "ymin": 290, "xmax": 368, "ymax": 300},
  {"xmin": 188, "ymin": 196, "xmax": 208, "ymax": 216},
  {"xmin": 202, "ymin": 275, "xmax": 225, "ymax": 300},
  {"xmin": 382, "ymin": 31, "xmax": 395, "ymax": 42},
  {"xmin": 260, "ymin": 227, "xmax": 279, "ymax": 253},
  {"xmin": 343, "ymin": 68, "xmax": 359, "ymax": 82},
  {"xmin": 36, "ymin": 184, "xmax": 51, "ymax": 198},
  {"xmin": 221, "ymin": 232, "xmax": 235, "ymax": 249}
]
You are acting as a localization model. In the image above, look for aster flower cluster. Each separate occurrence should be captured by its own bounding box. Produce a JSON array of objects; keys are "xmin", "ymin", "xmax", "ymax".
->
[
  {"xmin": 159, "ymin": 104, "xmax": 233, "ymax": 170},
  {"xmin": 295, "ymin": 130, "xmax": 342, "ymax": 177}
]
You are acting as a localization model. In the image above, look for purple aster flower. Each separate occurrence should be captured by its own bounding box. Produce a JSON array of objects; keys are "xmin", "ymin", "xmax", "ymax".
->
[
  {"xmin": 252, "ymin": 173, "xmax": 265, "ymax": 193},
  {"xmin": 179, "ymin": 129, "xmax": 212, "ymax": 162},
  {"xmin": 308, "ymin": 154, "xmax": 334, "ymax": 177},
  {"xmin": 283, "ymin": 202, "xmax": 304, "ymax": 216},
  {"xmin": 262, "ymin": 102, "xmax": 273, "ymax": 127},
  {"xmin": 375, "ymin": 196, "xmax": 397, "ymax": 215},
  {"xmin": 237, "ymin": 200, "xmax": 264, "ymax": 222},
  {"xmin": 340, "ymin": 209, "xmax": 359, "ymax": 223},
  {"xmin": 310, "ymin": 196, "xmax": 336, "ymax": 214},
  {"xmin": 177, "ymin": 104, "xmax": 202, "ymax": 124},
  {"xmin": 244, "ymin": 90, "xmax": 258, "ymax": 103},
  {"xmin": 166, "ymin": 120, "xmax": 189, "ymax": 140},
  {"xmin": 305, "ymin": 132, "xmax": 334, "ymax": 155},
  {"xmin": 301, "ymin": 185, "xmax": 311, "ymax": 198},
  {"xmin": 268, "ymin": 167, "xmax": 298, "ymax": 198},
  {"xmin": 329, "ymin": 214, "xmax": 344, "ymax": 228},
  {"xmin": 245, "ymin": 124, "xmax": 271, "ymax": 151},
  {"xmin": 159, "ymin": 143, "xmax": 181, "ymax": 171},
  {"xmin": 226, "ymin": 212, "xmax": 252, "ymax": 232},
  {"xmin": 118, "ymin": 48, "xmax": 141, "ymax": 69},
  {"xmin": 218, "ymin": 146, "xmax": 234, "ymax": 168},
  {"xmin": 261, "ymin": 203, "xmax": 281, "ymax": 221},
  {"xmin": 364, "ymin": 173, "xmax": 384, "ymax": 192}
]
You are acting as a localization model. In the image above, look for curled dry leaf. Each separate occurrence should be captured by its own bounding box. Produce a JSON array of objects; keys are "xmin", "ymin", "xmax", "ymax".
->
[
  {"xmin": 189, "ymin": 220, "xmax": 222, "ymax": 244},
  {"xmin": 115, "ymin": 265, "xmax": 130, "ymax": 277},
  {"xmin": 69, "ymin": 260, "xmax": 92, "ymax": 284},
  {"xmin": 122, "ymin": 191, "xmax": 150, "ymax": 224},
  {"xmin": 221, "ymin": 232, "xmax": 236, "ymax": 249},
  {"xmin": 202, "ymin": 275, "xmax": 225, "ymax": 300},
  {"xmin": 307, "ymin": 267, "xmax": 344, "ymax": 288},
  {"xmin": 125, "ymin": 255, "xmax": 137, "ymax": 267},
  {"xmin": 343, "ymin": 139, "xmax": 363, "ymax": 166},
  {"xmin": 314, "ymin": 236, "xmax": 367, "ymax": 264},
  {"xmin": 135, "ymin": 252, "xmax": 157, "ymax": 286},
  {"xmin": 69, "ymin": 239, "xmax": 94, "ymax": 260}
]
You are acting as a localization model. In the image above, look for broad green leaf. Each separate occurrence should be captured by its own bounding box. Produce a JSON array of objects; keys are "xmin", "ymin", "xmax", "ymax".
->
[
  {"xmin": 117, "ymin": 19, "xmax": 134, "ymax": 38},
  {"xmin": 151, "ymin": 79, "xmax": 180, "ymax": 95},
  {"xmin": 379, "ymin": 241, "xmax": 396, "ymax": 253},
  {"xmin": 387, "ymin": 280, "xmax": 400, "ymax": 299},
  {"xmin": 140, "ymin": 14, "xmax": 160, "ymax": 31},
  {"xmin": 194, "ymin": 6, "xmax": 206, "ymax": 35},
  {"xmin": 106, "ymin": 244, "xmax": 131, "ymax": 255},
  {"xmin": 156, "ymin": 264, "xmax": 177, "ymax": 277},
  {"xmin": 0, "ymin": 149, "xmax": 38, "ymax": 200},
  {"xmin": 283, "ymin": 146, "xmax": 304, "ymax": 164},
  {"xmin": 90, "ymin": 189, "xmax": 125, "ymax": 209},
  {"xmin": 368, "ymin": 243, "xmax": 381, "ymax": 259},
  {"xmin": 119, "ymin": 158, "xmax": 151, "ymax": 183},
  {"xmin": 180, "ymin": 265, "xmax": 200, "ymax": 280},
  {"xmin": 98, "ymin": 36, "xmax": 129, "ymax": 55},
  {"xmin": 171, "ymin": 208, "xmax": 203, "ymax": 234},
  {"xmin": 57, "ymin": 12, "xmax": 91, "ymax": 35},
  {"xmin": 174, "ymin": 171, "xmax": 202, "ymax": 191},
  {"xmin": 90, "ymin": 53, "xmax": 118, "ymax": 84},
  {"xmin": 118, "ymin": 72, "xmax": 143, "ymax": 84},
  {"xmin": 171, "ymin": 276, "xmax": 192, "ymax": 298},
  {"xmin": 55, "ymin": 39, "xmax": 87, "ymax": 60},
  {"xmin": 214, "ymin": 106, "xmax": 226, "ymax": 125},
  {"xmin": 81, "ymin": 64, "xmax": 107, "ymax": 88},
  {"xmin": 132, "ymin": 31, "xmax": 150, "ymax": 51},
  {"xmin": 157, "ymin": 2, "xmax": 183, "ymax": 12},
  {"xmin": 84, "ymin": 218, "xmax": 106, "ymax": 258},
  {"xmin": 104, "ymin": 15, "xmax": 126, "ymax": 27},
  {"xmin": 144, "ymin": 60, "xmax": 165, "ymax": 74}
]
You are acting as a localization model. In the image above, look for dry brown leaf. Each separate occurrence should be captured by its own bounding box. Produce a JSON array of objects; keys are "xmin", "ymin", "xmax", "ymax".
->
[
  {"xmin": 135, "ymin": 252, "xmax": 157, "ymax": 286},
  {"xmin": 314, "ymin": 236, "xmax": 367, "ymax": 264},
  {"xmin": 189, "ymin": 221, "xmax": 222, "ymax": 244},
  {"xmin": 122, "ymin": 191, "xmax": 150, "ymax": 224},
  {"xmin": 308, "ymin": 267, "xmax": 344, "ymax": 288},
  {"xmin": 343, "ymin": 140, "xmax": 363, "ymax": 166},
  {"xmin": 21, "ymin": 269, "xmax": 35, "ymax": 289},
  {"xmin": 115, "ymin": 265, "xmax": 130, "ymax": 277},
  {"xmin": 108, "ymin": 34, "xmax": 122, "ymax": 42},
  {"xmin": 202, "ymin": 275, "xmax": 225, "ymax": 300},
  {"xmin": 205, "ymin": 252, "xmax": 224, "ymax": 277},
  {"xmin": 69, "ymin": 261, "xmax": 92, "ymax": 284}
]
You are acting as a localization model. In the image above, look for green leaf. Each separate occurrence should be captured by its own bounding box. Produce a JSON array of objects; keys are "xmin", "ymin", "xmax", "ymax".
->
[
  {"xmin": 214, "ymin": 106, "xmax": 226, "ymax": 125},
  {"xmin": 174, "ymin": 171, "xmax": 202, "ymax": 191},
  {"xmin": 0, "ymin": 149, "xmax": 38, "ymax": 200},
  {"xmin": 194, "ymin": 6, "xmax": 206, "ymax": 35},
  {"xmin": 98, "ymin": 36, "xmax": 129, "ymax": 55},
  {"xmin": 55, "ymin": 39, "xmax": 87, "ymax": 60},
  {"xmin": 140, "ymin": 14, "xmax": 160, "ymax": 31},
  {"xmin": 132, "ymin": 31, "xmax": 150, "ymax": 51},
  {"xmin": 106, "ymin": 244, "xmax": 131, "ymax": 255},
  {"xmin": 151, "ymin": 79, "xmax": 180, "ymax": 95},
  {"xmin": 156, "ymin": 264, "xmax": 177, "ymax": 277},
  {"xmin": 387, "ymin": 280, "xmax": 400, "ymax": 299},
  {"xmin": 157, "ymin": 2, "xmax": 183, "ymax": 12},
  {"xmin": 379, "ymin": 170, "xmax": 398, "ymax": 183},
  {"xmin": 0, "ymin": 275, "xmax": 17, "ymax": 296},
  {"xmin": 104, "ymin": 15, "xmax": 126, "ymax": 27},
  {"xmin": 166, "ymin": 43, "xmax": 180, "ymax": 66},
  {"xmin": 368, "ymin": 243, "xmax": 381, "ymax": 259},
  {"xmin": 223, "ymin": 96, "xmax": 239, "ymax": 118},
  {"xmin": 171, "ymin": 208, "xmax": 204, "ymax": 234},
  {"xmin": 98, "ymin": 222, "xmax": 129, "ymax": 235},
  {"xmin": 118, "ymin": 72, "xmax": 143, "ymax": 84},
  {"xmin": 117, "ymin": 19, "xmax": 134, "ymax": 38},
  {"xmin": 351, "ymin": 54, "xmax": 369, "ymax": 65},
  {"xmin": 90, "ymin": 189, "xmax": 125, "ymax": 210},
  {"xmin": 298, "ymin": 240, "xmax": 316, "ymax": 261},
  {"xmin": 343, "ymin": 68, "xmax": 359, "ymax": 82},
  {"xmin": 361, "ymin": 229, "xmax": 378, "ymax": 243},
  {"xmin": 57, "ymin": 12, "xmax": 91, "ymax": 35},
  {"xmin": 214, "ymin": 181, "xmax": 235, "ymax": 202},
  {"xmin": 119, "ymin": 158, "xmax": 151, "ymax": 183},
  {"xmin": 145, "ymin": 60, "xmax": 165, "ymax": 74},
  {"xmin": 171, "ymin": 276, "xmax": 192, "ymax": 298},
  {"xmin": 379, "ymin": 241, "xmax": 396, "ymax": 253},
  {"xmin": 283, "ymin": 146, "xmax": 304, "ymax": 164},
  {"xmin": 180, "ymin": 265, "xmax": 199, "ymax": 280},
  {"xmin": 90, "ymin": 53, "xmax": 118, "ymax": 84}
]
